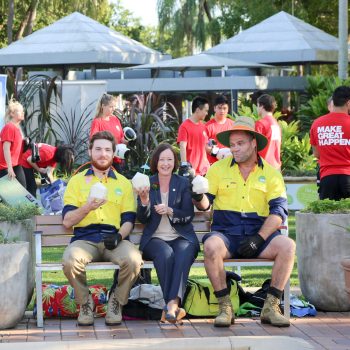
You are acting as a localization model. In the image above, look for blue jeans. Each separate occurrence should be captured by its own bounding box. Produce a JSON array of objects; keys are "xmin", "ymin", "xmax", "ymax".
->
[{"xmin": 142, "ymin": 237, "xmax": 199, "ymax": 304}]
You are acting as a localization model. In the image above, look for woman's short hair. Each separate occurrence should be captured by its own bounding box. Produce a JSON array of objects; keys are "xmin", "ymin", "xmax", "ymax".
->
[
  {"xmin": 150, "ymin": 143, "xmax": 179, "ymax": 174},
  {"xmin": 6, "ymin": 99, "xmax": 23, "ymax": 121}
]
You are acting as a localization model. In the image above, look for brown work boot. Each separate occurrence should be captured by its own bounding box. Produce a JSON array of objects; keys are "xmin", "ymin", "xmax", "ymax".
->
[
  {"xmin": 105, "ymin": 290, "xmax": 122, "ymax": 325},
  {"xmin": 214, "ymin": 294, "xmax": 235, "ymax": 327},
  {"xmin": 77, "ymin": 294, "xmax": 94, "ymax": 326},
  {"xmin": 260, "ymin": 294, "xmax": 290, "ymax": 327}
]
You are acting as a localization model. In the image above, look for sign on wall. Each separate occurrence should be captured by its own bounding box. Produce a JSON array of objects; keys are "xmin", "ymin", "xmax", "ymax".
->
[{"xmin": 286, "ymin": 183, "xmax": 318, "ymax": 210}]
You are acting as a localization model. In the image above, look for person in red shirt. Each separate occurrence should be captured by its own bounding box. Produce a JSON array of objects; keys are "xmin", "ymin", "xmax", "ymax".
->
[
  {"xmin": 90, "ymin": 93, "xmax": 127, "ymax": 172},
  {"xmin": 256, "ymin": 94, "xmax": 282, "ymax": 170},
  {"xmin": 310, "ymin": 86, "xmax": 350, "ymax": 200},
  {"xmin": 0, "ymin": 100, "xmax": 26, "ymax": 187},
  {"xmin": 20, "ymin": 144, "xmax": 74, "ymax": 197},
  {"xmin": 205, "ymin": 95, "xmax": 235, "ymax": 165},
  {"xmin": 177, "ymin": 96, "xmax": 210, "ymax": 176}
]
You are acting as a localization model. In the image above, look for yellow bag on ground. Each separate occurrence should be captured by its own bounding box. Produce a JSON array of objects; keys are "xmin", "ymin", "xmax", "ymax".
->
[{"xmin": 183, "ymin": 278, "xmax": 240, "ymax": 317}]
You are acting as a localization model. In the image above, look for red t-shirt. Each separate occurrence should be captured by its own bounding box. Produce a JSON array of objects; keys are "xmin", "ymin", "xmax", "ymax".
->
[
  {"xmin": 20, "ymin": 143, "xmax": 57, "ymax": 169},
  {"xmin": 90, "ymin": 115, "xmax": 124, "ymax": 164},
  {"xmin": 177, "ymin": 119, "xmax": 209, "ymax": 175},
  {"xmin": 0, "ymin": 122, "xmax": 23, "ymax": 170},
  {"xmin": 256, "ymin": 115, "xmax": 282, "ymax": 170},
  {"xmin": 90, "ymin": 115, "xmax": 124, "ymax": 143},
  {"xmin": 310, "ymin": 112, "xmax": 350, "ymax": 179},
  {"xmin": 205, "ymin": 117, "xmax": 235, "ymax": 164}
]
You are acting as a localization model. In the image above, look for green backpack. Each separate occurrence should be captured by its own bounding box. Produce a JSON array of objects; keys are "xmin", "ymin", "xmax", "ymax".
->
[{"xmin": 183, "ymin": 278, "xmax": 240, "ymax": 317}]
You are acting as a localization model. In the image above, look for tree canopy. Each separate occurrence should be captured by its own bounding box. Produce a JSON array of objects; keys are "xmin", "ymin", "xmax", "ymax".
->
[{"xmin": 157, "ymin": 0, "xmax": 342, "ymax": 57}]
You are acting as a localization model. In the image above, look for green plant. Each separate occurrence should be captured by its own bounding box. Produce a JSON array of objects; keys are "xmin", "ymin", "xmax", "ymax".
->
[
  {"xmin": 302, "ymin": 199, "xmax": 350, "ymax": 214},
  {"xmin": 280, "ymin": 120, "xmax": 317, "ymax": 175},
  {"xmin": 51, "ymin": 100, "xmax": 96, "ymax": 167},
  {"xmin": 0, "ymin": 203, "xmax": 41, "ymax": 223},
  {"xmin": 15, "ymin": 74, "xmax": 62, "ymax": 143},
  {"xmin": 297, "ymin": 75, "xmax": 350, "ymax": 135},
  {"xmin": 118, "ymin": 93, "xmax": 179, "ymax": 176}
]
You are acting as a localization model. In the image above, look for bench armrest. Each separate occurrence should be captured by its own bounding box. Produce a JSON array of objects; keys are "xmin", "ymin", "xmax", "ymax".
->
[{"xmin": 34, "ymin": 230, "xmax": 43, "ymax": 265}]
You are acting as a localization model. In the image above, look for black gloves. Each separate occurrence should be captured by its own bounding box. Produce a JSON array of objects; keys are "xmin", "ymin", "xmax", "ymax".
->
[
  {"xmin": 102, "ymin": 231, "xmax": 123, "ymax": 250},
  {"xmin": 237, "ymin": 234, "xmax": 265, "ymax": 258}
]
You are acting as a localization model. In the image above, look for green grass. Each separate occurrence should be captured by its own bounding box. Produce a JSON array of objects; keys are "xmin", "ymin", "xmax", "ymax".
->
[{"xmin": 41, "ymin": 211, "xmax": 299, "ymax": 289}]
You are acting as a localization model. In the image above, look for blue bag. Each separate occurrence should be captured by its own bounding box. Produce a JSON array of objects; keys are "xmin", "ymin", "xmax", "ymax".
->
[{"xmin": 39, "ymin": 179, "xmax": 67, "ymax": 214}]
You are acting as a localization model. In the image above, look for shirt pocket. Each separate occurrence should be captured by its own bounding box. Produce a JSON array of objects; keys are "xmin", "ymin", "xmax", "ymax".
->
[
  {"xmin": 218, "ymin": 180, "xmax": 237, "ymax": 194},
  {"xmin": 249, "ymin": 183, "xmax": 267, "ymax": 212}
]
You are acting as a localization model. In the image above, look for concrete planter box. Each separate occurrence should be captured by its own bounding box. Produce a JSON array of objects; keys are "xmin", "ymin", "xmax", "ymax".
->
[
  {"xmin": 341, "ymin": 257, "xmax": 350, "ymax": 301},
  {"xmin": 296, "ymin": 212, "xmax": 350, "ymax": 311},
  {"xmin": 1, "ymin": 219, "xmax": 35, "ymax": 304},
  {"xmin": 0, "ymin": 241, "xmax": 30, "ymax": 329}
]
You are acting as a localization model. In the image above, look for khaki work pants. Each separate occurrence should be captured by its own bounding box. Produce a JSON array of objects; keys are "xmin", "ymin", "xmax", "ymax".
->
[{"xmin": 62, "ymin": 239, "xmax": 143, "ymax": 305}]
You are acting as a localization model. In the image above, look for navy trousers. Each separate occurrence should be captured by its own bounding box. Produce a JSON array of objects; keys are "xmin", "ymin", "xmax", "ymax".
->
[{"xmin": 142, "ymin": 237, "xmax": 199, "ymax": 304}]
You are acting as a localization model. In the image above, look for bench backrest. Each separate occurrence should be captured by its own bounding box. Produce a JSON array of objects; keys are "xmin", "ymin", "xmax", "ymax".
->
[{"xmin": 35, "ymin": 211, "xmax": 212, "ymax": 247}]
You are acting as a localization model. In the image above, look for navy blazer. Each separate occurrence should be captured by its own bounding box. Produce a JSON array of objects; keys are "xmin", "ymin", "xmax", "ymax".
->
[{"xmin": 137, "ymin": 174, "xmax": 199, "ymax": 251}]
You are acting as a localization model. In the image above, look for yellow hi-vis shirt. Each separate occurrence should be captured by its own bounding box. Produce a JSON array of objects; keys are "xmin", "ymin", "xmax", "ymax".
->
[
  {"xmin": 205, "ymin": 156, "xmax": 287, "ymax": 235},
  {"xmin": 63, "ymin": 168, "xmax": 135, "ymax": 242}
]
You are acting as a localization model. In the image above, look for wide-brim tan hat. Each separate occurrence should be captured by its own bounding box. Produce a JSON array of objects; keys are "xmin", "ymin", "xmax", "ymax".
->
[{"xmin": 217, "ymin": 116, "xmax": 268, "ymax": 152}]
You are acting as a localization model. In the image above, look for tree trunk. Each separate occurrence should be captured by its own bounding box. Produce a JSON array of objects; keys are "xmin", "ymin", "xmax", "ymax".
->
[
  {"xmin": 15, "ymin": 0, "xmax": 39, "ymax": 41},
  {"xmin": 7, "ymin": 0, "xmax": 15, "ymax": 44},
  {"xmin": 24, "ymin": 0, "xmax": 39, "ymax": 37}
]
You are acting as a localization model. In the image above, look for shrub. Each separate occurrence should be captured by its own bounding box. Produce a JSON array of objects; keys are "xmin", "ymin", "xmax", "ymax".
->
[
  {"xmin": 303, "ymin": 199, "xmax": 350, "ymax": 214},
  {"xmin": 280, "ymin": 120, "xmax": 316, "ymax": 175},
  {"xmin": 0, "ymin": 203, "xmax": 41, "ymax": 223},
  {"xmin": 297, "ymin": 75, "xmax": 350, "ymax": 135}
]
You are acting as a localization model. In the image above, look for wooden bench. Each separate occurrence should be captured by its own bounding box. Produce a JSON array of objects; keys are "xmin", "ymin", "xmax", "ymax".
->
[{"xmin": 34, "ymin": 212, "xmax": 290, "ymax": 328}]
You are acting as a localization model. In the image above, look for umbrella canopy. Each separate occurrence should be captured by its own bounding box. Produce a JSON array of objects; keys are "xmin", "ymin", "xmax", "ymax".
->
[
  {"xmin": 205, "ymin": 11, "xmax": 344, "ymax": 65},
  {"xmin": 128, "ymin": 53, "xmax": 270, "ymax": 71},
  {"xmin": 0, "ymin": 12, "xmax": 167, "ymax": 68}
]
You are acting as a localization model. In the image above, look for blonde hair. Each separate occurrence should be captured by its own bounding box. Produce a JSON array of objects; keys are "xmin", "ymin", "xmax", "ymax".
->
[
  {"xmin": 94, "ymin": 93, "xmax": 116, "ymax": 119},
  {"xmin": 6, "ymin": 99, "xmax": 24, "ymax": 122}
]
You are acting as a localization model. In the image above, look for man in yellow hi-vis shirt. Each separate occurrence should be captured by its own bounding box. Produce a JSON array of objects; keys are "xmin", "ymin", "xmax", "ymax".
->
[
  {"xmin": 193, "ymin": 116, "xmax": 295, "ymax": 328},
  {"xmin": 62, "ymin": 131, "xmax": 142, "ymax": 327}
]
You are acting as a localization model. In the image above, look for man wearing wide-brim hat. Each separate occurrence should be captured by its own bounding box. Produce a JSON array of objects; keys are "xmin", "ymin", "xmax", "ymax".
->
[{"xmin": 192, "ymin": 116, "xmax": 295, "ymax": 327}]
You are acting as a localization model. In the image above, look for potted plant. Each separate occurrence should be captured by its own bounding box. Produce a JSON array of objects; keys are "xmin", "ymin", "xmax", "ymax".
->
[
  {"xmin": 0, "ymin": 233, "xmax": 30, "ymax": 329},
  {"xmin": 339, "ymin": 225, "xmax": 350, "ymax": 302},
  {"xmin": 296, "ymin": 199, "xmax": 350, "ymax": 311},
  {"xmin": 0, "ymin": 203, "xmax": 41, "ymax": 329}
]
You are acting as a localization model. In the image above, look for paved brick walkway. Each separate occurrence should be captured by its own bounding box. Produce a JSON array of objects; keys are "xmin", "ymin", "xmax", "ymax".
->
[{"xmin": 0, "ymin": 312, "xmax": 350, "ymax": 349}]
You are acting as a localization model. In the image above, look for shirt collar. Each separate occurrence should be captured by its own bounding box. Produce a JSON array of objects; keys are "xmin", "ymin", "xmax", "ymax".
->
[
  {"xmin": 84, "ymin": 166, "xmax": 117, "ymax": 179},
  {"xmin": 230, "ymin": 155, "xmax": 264, "ymax": 169}
]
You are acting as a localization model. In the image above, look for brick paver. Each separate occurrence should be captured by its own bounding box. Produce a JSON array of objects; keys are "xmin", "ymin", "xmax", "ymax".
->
[{"xmin": 0, "ymin": 313, "xmax": 350, "ymax": 350}]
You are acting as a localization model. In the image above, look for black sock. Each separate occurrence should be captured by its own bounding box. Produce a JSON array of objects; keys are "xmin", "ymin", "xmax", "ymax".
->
[
  {"xmin": 214, "ymin": 287, "xmax": 229, "ymax": 298},
  {"xmin": 267, "ymin": 286, "xmax": 283, "ymax": 300}
]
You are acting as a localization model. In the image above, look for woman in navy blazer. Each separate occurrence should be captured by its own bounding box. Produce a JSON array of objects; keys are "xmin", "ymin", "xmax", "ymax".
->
[{"xmin": 136, "ymin": 143, "xmax": 199, "ymax": 324}]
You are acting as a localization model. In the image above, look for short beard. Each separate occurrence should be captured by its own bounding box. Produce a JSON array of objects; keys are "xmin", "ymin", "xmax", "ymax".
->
[{"xmin": 91, "ymin": 158, "xmax": 113, "ymax": 171}]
